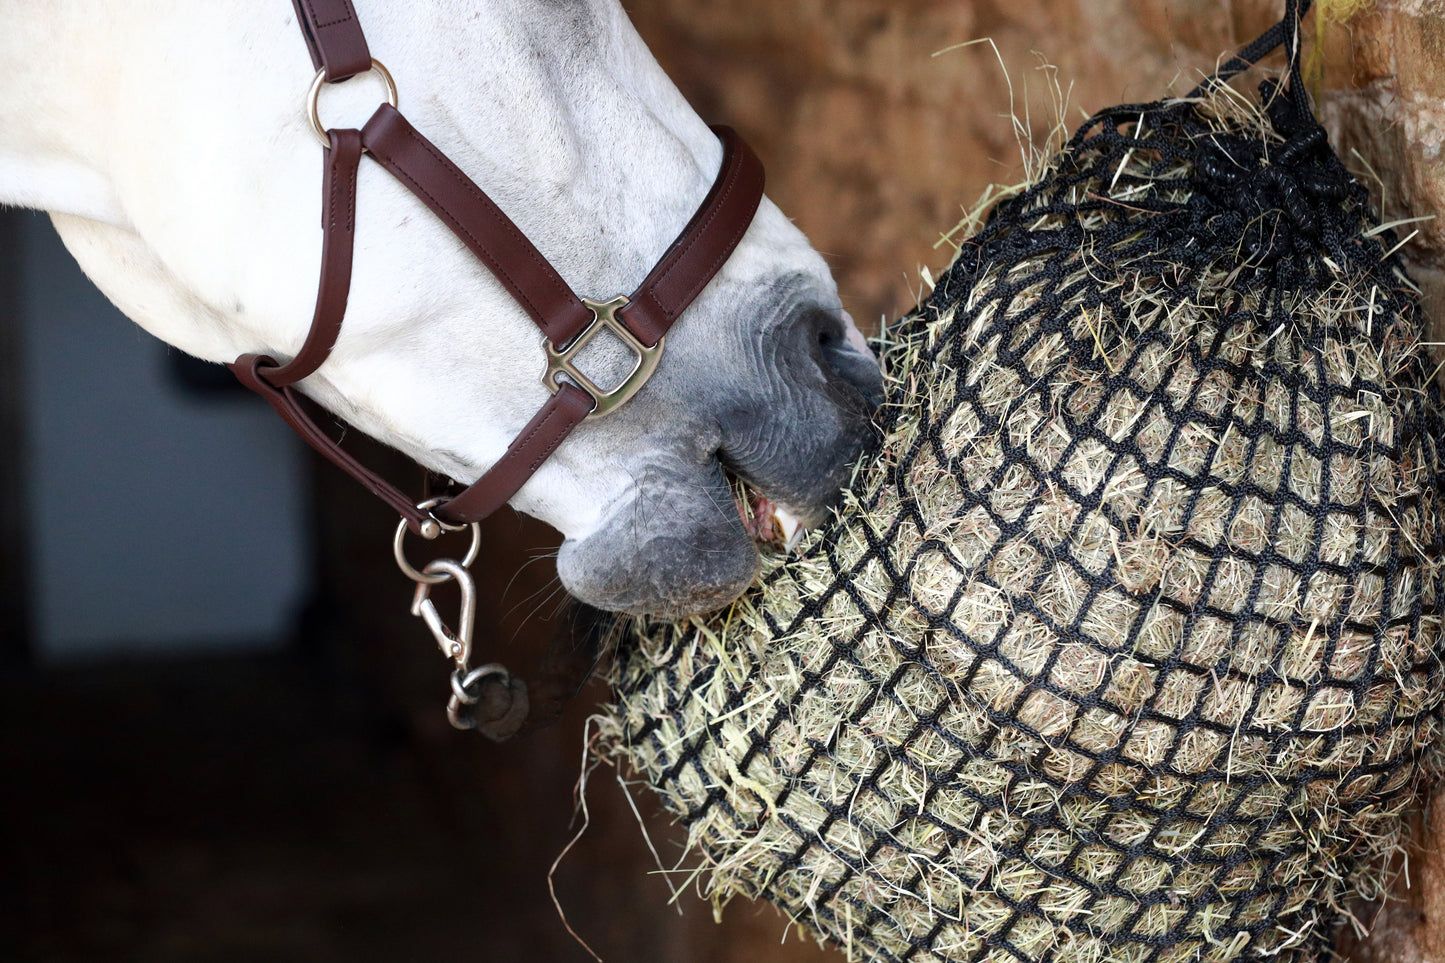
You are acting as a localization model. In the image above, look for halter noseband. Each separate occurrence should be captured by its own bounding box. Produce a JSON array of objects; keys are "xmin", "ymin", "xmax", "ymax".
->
[{"xmin": 233, "ymin": 0, "xmax": 765, "ymax": 540}]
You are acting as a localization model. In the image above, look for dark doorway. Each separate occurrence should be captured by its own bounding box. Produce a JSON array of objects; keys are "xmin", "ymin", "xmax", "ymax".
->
[{"xmin": 0, "ymin": 209, "xmax": 30, "ymax": 665}]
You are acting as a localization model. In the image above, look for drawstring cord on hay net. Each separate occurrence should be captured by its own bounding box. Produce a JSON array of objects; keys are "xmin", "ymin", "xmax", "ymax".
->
[{"xmin": 1191, "ymin": 0, "xmax": 1312, "ymax": 107}]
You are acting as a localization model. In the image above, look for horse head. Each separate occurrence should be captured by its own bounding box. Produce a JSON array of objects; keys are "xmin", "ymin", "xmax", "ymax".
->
[{"xmin": 0, "ymin": 0, "xmax": 882, "ymax": 617}]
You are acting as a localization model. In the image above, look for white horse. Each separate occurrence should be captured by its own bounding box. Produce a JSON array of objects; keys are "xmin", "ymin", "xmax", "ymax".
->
[{"xmin": 0, "ymin": 0, "xmax": 882, "ymax": 616}]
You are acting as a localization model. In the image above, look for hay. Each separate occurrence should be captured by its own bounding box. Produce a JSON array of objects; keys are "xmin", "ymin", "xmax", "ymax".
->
[{"xmin": 597, "ymin": 56, "xmax": 1445, "ymax": 963}]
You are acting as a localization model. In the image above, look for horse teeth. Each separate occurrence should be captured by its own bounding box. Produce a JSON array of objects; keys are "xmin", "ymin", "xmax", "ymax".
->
[
  {"xmin": 731, "ymin": 480, "xmax": 806, "ymax": 551},
  {"xmin": 773, "ymin": 506, "xmax": 804, "ymax": 552}
]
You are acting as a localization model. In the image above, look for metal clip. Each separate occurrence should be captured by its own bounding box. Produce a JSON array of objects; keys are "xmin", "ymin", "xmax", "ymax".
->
[
  {"xmin": 396, "ymin": 505, "xmax": 524, "ymax": 734},
  {"xmin": 409, "ymin": 558, "xmax": 476, "ymax": 669}
]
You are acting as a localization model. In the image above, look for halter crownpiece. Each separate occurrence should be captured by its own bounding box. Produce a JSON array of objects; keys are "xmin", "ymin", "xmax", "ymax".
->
[{"xmin": 231, "ymin": 0, "xmax": 766, "ymax": 736}]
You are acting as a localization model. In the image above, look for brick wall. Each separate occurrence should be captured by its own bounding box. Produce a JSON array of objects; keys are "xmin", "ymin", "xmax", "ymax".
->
[{"xmin": 1316, "ymin": 0, "xmax": 1445, "ymax": 342}]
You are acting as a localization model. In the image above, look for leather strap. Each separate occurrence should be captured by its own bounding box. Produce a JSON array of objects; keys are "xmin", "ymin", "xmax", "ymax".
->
[
  {"xmin": 259, "ymin": 127, "xmax": 362, "ymax": 388},
  {"xmin": 291, "ymin": 0, "xmax": 372, "ymax": 81},
  {"xmin": 360, "ymin": 104, "xmax": 596, "ymax": 348},
  {"xmin": 616, "ymin": 127, "xmax": 764, "ymax": 348},
  {"xmin": 232, "ymin": 354, "xmax": 436, "ymax": 531},
  {"xmin": 228, "ymin": 127, "xmax": 435, "ymax": 534},
  {"xmin": 360, "ymin": 105, "xmax": 764, "ymax": 352},
  {"xmin": 433, "ymin": 382, "xmax": 596, "ymax": 525}
]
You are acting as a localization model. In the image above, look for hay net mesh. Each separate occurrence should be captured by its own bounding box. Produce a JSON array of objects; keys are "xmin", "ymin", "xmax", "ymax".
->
[{"xmin": 599, "ymin": 3, "xmax": 1445, "ymax": 961}]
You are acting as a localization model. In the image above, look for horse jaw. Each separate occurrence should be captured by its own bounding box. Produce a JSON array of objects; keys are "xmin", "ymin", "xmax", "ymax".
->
[{"xmin": 2, "ymin": 0, "xmax": 881, "ymax": 616}]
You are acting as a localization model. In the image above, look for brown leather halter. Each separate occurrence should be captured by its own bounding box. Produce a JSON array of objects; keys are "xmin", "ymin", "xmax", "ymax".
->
[
  {"xmin": 232, "ymin": 0, "xmax": 765, "ymax": 737},
  {"xmin": 235, "ymin": 0, "xmax": 764, "ymax": 538}
]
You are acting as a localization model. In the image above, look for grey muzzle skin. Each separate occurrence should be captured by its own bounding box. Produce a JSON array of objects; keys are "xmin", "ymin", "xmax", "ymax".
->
[{"xmin": 558, "ymin": 298, "xmax": 884, "ymax": 618}]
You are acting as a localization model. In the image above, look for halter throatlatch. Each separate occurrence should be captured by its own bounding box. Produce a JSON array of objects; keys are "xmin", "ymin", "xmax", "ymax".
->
[{"xmin": 232, "ymin": 0, "xmax": 765, "ymax": 738}]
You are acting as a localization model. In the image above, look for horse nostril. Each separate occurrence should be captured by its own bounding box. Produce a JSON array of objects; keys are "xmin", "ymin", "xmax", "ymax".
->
[
  {"xmin": 841, "ymin": 354, "xmax": 886, "ymax": 412},
  {"xmin": 811, "ymin": 316, "xmax": 884, "ymax": 412}
]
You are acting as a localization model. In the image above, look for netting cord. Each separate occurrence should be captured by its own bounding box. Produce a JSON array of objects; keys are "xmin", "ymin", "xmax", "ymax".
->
[{"xmin": 1189, "ymin": 0, "xmax": 1313, "ymax": 120}]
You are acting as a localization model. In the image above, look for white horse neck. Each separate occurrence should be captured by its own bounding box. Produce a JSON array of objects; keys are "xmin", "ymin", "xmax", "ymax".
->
[
  {"xmin": 0, "ymin": 4, "xmax": 130, "ymax": 221},
  {"xmin": 0, "ymin": 0, "xmax": 720, "ymax": 243}
]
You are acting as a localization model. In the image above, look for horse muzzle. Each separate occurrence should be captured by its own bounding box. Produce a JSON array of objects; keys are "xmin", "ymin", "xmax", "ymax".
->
[{"xmin": 556, "ymin": 300, "xmax": 883, "ymax": 617}]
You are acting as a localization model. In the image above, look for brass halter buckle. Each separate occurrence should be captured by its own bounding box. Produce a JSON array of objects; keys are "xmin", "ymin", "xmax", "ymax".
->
[{"xmin": 542, "ymin": 295, "xmax": 664, "ymax": 418}]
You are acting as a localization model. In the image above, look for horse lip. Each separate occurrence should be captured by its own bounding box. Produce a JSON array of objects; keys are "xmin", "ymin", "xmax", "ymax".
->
[
  {"xmin": 555, "ymin": 463, "xmax": 761, "ymax": 618},
  {"xmin": 729, "ymin": 471, "xmax": 808, "ymax": 551}
]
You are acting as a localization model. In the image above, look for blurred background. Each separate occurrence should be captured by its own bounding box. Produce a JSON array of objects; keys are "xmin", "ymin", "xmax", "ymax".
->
[{"xmin": 4, "ymin": 1, "xmax": 1440, "ymax": 960}]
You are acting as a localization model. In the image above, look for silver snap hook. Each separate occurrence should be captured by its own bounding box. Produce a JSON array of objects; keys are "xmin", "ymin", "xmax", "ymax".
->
[{"xmin": 408, "ymin": 557, "xmax": 476, "ymax": 669}]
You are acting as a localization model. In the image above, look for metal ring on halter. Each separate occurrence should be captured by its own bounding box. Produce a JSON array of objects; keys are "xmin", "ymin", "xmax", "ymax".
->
[
  {"xmin": 394, "ymin": 498, "xmax": 481, "ymax": 585},
  {"xmin": 448, "ymin": 664, "xmax": 514, "ymax": 731},
  {"xmin": 451, "ymin": 664, "xmax": 511, "ymax": 706},
  {"xmin": 306, "ymin": 58, "xmax": 398, "ymax": 148}
]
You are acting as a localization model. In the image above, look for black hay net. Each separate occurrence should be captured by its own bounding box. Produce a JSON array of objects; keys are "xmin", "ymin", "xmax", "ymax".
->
[{"xmin": 604, "ymin": 3, "xmax": 1445, "ymax": 960}]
